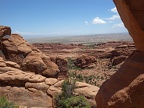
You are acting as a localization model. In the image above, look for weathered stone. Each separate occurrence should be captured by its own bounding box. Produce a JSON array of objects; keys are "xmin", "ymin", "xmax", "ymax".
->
[
  {"xmin": 5, "ymin": 61, "xmax": 20, "ymax": 69},
  {"xmin": 47, "ymin": 80, "xmax": 99, "ymax": 107},
  {"xmin": 8, "ymin": 87, "xmax": 52, "ymax": 107},
  {"xmin": 47, "ymin": 86, "xmax": 62, "ymax": 97},
  {"xmin": 74, "ymin": 82, "xmax": 99, "ymax": 107},
  {"xmin": 53, "ymin": 80, "xmax": 64, "ymax": 87},
  {"xmin": 0, "ymin": 26, "xmax": 11, "ymax": 38},
  {"xmin": 1, "ymin": 33, "xmax": 59, "ymax": 77},
  {"xmin": 96, "ymin": 51, "xmax": 144, "ymax": 108},
  {"xmin": 113, "ymin": 0, "xmax": 144, "ymax": 52},
  {"xmin": 45, "ymin": 78, "xmax": 58, "ymax": 85},
  {"xmin": 42, "ymin": 57, "xmax": 59, "ymax": 77},
  {"xmin": 51, "ymin": 56, "xmax": 68, "ymax": 79},
  {"xmin": 0, "ymin": 61, "xmax": 6, "ymax": 67},
  {"xmin": 74, "ymin": 55, "xmax": 97, "ymax": 69},
  {"xmin": 22, "ymin": 52, "xmax": 47, "ymax": 74},
  {"xmin": 25, "ymin": 82, "xmax": 49, "ymax": 92},
  {"xmin": 28, "ymin": 74, "xmax": 46, "ymax": 83},
  {"xmin": 110, "ymin": 55, "xmax": 127, "ymax": 66},
  {"xmin": 17, "ymin": 44, "xmax": 32, "ymax": 54}
]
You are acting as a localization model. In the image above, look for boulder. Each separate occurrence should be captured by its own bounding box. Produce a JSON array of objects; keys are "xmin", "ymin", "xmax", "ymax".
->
[
  {"xmin": 0, "ymin": 33, "xmax": 59, "ymax": 77},
  {"xmin": 96, "ymin": 50, "xmax": 144, "ymax": 108},
  {"xmin": 0, "ymin": 26, "xmax": 11, "ymax": 38},
  {"xmin": 74, "ymin": 82, "xmax": 99, "ymax": 107},
  {"xmin": 50, "ymin": 56, "xmax": 68, "ymax": 73},
  {"xmin": 74, "ymin": 55, "xmax": 97, "ymax": 69},
  {"xmin": 1, "ymin": 34, "xmax": 31, "ymax": 63},
  {"xmin": 50, "ymin": 56, "xmax": 68, "ymax": 79},
  {"xmin": 22, "ymin": 52, "xmax": 48, "ymax": 74},
  {"xmin": 0, "ymin": 87, "xmax": 52, "ymax": 107}
]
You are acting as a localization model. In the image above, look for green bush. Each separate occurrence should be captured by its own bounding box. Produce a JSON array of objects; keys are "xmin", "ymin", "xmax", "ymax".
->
[
  {"xmin": 56, "ymin": 96, "xmax": 91, "ymax": 108},
  {"xmin": 0, "ymin": 96, "xmax": 18, "ymax": 108},
  {"xmin": 67, "ymin": 58, "xmax": 81, "ymax": 70},
  {"xmin": 61, "ymin": 79, "xmax": 76, "ymax": 98},
  {"xmin": 55, "ymin": 79, "xmax": 91, "ymax": 108}
]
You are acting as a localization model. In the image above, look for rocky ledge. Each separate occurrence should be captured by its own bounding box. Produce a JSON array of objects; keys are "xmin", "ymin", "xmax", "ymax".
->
[{"xmin": 0, "ymin": 26, "xmax": 99, "ymax": 108}]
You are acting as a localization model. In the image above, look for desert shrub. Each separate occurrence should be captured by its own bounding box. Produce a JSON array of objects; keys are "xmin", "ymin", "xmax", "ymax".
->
[
  {"xmin": 0, "ymin": 96, "xmax": 18, "ymax": 108},
  {"xmin": 55, "ymin": 79, "xmax": 91, "ymax": 108},
  {"xmin": 56, "ymin": 96, "xmax": 91, "ymax": 108},
  {"xmin": 67, "ymin": 57, "xmax": 81, "ymax": 70},
  {"xmin": 61, "ymin": 79, "xmax": 76, "ymax": 98}
]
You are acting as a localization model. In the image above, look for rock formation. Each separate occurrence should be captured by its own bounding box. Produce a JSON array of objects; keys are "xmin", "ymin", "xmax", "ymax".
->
[
  {"xmin": 74, "ymin": 55, "xmax": 97, "ymax": 69},
  {"xmin": 0, "ymin": 25, "xmax": 99, "ymax": 108},
  {"xmin": 0, "ymin": 57, "xmax": 99, "ymax": 107},
  {"xmin": 1, "ymin": 31, "xmax": 59, "ymax": 77},
  {"xmin": 113, "ymin": 0, "xmax": 144, "ymax": 52},
  {"xmin": 50, "ymin": 56, "xmax": 68, "ymax": 79},
  {"xmin": 0, "ymin": 26, "xmax": 11, "ymax": 38},
  {"xmin": 96, "ymin": 0, "xmax": 144, "ymax": 108}
]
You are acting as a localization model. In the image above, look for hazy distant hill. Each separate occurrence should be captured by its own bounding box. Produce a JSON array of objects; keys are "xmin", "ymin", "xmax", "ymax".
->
[{"xmin": 25, "ymin": 33, "xmax": 133, "ymax": 44}]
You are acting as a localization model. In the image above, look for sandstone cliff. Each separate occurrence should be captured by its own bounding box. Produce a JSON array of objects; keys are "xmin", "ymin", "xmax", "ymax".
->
[{"xmin": 95, "ymin": 0, "xmax": 144, "ymax": 108}]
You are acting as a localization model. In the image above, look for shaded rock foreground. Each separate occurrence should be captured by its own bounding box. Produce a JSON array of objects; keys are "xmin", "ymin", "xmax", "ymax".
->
[
  {"xmin": 96, "ymin": 0, "xmax": 144, "ymax": 108},
  {"xmin": 0, "ymin": 26, "xmax": 99, "ymax": 108},
  {"xmin": 96, "ymin": 51, "xmax": 144, "ymax": 108}
]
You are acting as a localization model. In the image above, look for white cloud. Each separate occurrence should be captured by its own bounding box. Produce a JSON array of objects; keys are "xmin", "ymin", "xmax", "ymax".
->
[
  {"xmin": 107, "ymin": 14, "xmax": 120, "ymax": 20},
  {"xmin": 111, "ymin": 7, "xmax": 118, "ymax": 13},
  {"xmin": 112, "ymin": 22, "xmax": 124, "ymax": 28},
  {"xmin": 85, "ymin": 21, "xmax": 89, "ymax": 25},
  {"xmin": 92, "ymin": 17, "xmax": 106, "ymax": 24}
]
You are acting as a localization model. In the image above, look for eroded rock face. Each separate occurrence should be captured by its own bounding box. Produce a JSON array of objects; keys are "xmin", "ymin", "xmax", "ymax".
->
[
  {"xmin": 74, "ymin": 55, "xmax": 97, "ymax": 69},
  {"xmin": 0, "ymin": 26, "xmax": 11, "ymax": 38},
  {"xmin": 50, "ymin": 56, "xmax": 68, "ymax": 79},
  {"xmin": 1, "ymin": 34, "xmax": 32, "ymax": 63},
  {"xmin": 0, "ymin": 33, "xmax": 59, "ymax": 77},
  {"xmin": 113, "ymin": 0, "xmax": 144, "ymax": 52},
  {"xmin": 0, "ymin": 55, "xmax": 99, "ymax": 107},
  {"xmin": 96, "ymin": 51, "xmax": 144, "ymax": 108},
  {"xmin": 95, "ymin": 0, "xmax": 144, "ymax": 107},
  {"xmin": 0, "ymin": 87, "xmax": 52, "ymax": 107}
]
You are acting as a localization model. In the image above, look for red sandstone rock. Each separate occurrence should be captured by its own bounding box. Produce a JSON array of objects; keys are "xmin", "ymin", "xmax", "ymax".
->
[
  {"xmin": 113, "ymin": 0, "xmax": 144, "ymax": 52},
  {"xmin": 110, "ymin": 56, "xmax": 127, "ymax": 66},
  {"xmin": 1, "ymin": 34, "xmax": 32, "ymax": 63},
  {"xmin": 0, "ymin": 26, "xmax": 11, "ymax": 38},
  {"xmin": 96, "ymin": 0, "xmax": 144, "ymax": 107},
  {"xmin": 0, "ymin": 26, "xmax": 100, "ymax": 107},
  {"xmin": 96, "ymin": 51, "xmax": 144, "ymax": 108},
  {"xmin": 0, "ymin": 58, "xmax": 98, "ymax": 107},
  {"xmin": 74, "ymin": 55, "xmax": 97, "ymax": 69},
  {"xmin": 50, "ymin": 56, "xmax": 68, "ymax": 79},
  {"xmin": 0, "ymin": 33, "xmax": 59, "ymax": 77}
]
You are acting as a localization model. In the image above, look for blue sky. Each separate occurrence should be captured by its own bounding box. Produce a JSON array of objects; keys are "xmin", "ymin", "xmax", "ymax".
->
[{"xmin": 1, "ymin": 0, "xmax": 128, "ymax": 37}]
